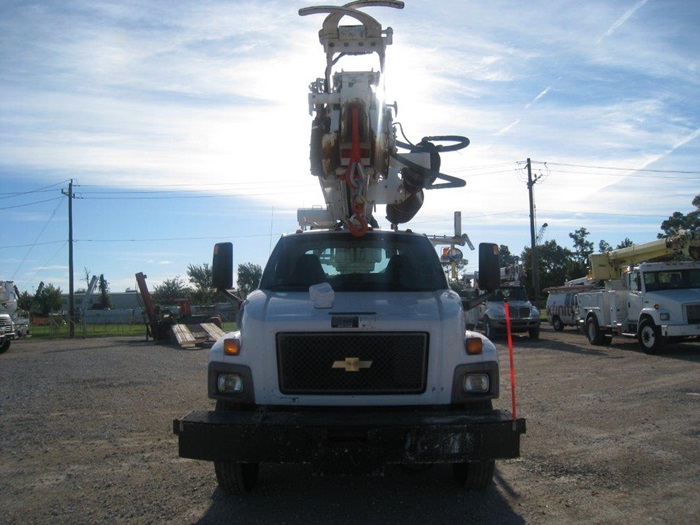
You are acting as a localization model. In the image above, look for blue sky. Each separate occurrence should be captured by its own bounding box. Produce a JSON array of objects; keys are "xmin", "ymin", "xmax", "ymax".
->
[{"xmin": 2, "ymin": 0, "xmax": 699, "ymax": 294}]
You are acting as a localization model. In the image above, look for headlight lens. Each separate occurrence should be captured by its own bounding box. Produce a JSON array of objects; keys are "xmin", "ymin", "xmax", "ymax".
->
[
  {"xmin": 217, "ymin": 373, "xmax": 244, "ymax": 394},
  {"xmin": 463, "ymin": 374, "xmax": 490, "ymax": 393},
  {"xmin": 659, "ymin": 312, "xmax": 670, "ymax": 321}
]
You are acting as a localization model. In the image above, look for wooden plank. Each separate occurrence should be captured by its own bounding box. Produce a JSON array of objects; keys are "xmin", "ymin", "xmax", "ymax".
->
[
  {"xmin": 171, "ymin": 324, "xmax": 197, "ymax": 347},
  {"xmin": 200, "ymin": 323, "xmax": 226, "ymax": 341}
]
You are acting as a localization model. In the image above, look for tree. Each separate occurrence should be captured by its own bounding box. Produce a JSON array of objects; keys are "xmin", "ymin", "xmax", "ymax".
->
[
  {"xmin": 97, "ymin": 274, "xmax": 112, "ymax": 310},
  {"xmin": 498, "ymin": 245, "xmax": 519, "ymax": 267},
  {"xmin": 33, "ymin": 283, "xmax": 64, "ymax": 316},
  {"xmin": 237, "ymin": 263, "xmax": 262, "ymax": 298},
  {"xmin": 659, "ymin": 193, "xmax": 700, "ymax": 236},
  {"xmin": 616, "ymin": 238, "xmax": 634, "ymax": 249},
  {"xmin": 598, "ymin": 240, "xmax": 612, "ymax": 253},
  {"xmin": 17, "ymin": 290, "xmax": 33, "ymax": 312},
  {"xmin": 187, "ymin": 263, "xmax": 217, "ymax": 304},
  {"xmin": 568, "ymin": 227, "xmax": 594, "ymax": 279},
  {"xmin": 521, "ymin": 240, "xmax": 572, "ymax": 297},
  {"xmin": 152, "ymin": 277, "xmax": 191, "ymax": 305}
]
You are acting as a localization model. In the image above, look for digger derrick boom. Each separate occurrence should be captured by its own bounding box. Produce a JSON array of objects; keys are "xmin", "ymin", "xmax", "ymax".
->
[
  {"xmin": 298, "ymin": 1, "xmax": 468, "ymax": 234},
  {"xmin": 588, "ymin": 229, "xmax": 700, "ymax": 280}
]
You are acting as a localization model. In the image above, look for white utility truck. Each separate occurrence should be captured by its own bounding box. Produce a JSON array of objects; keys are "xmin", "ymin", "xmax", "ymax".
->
[
  {"xmin": 473, "ymin": 264, "xmax": 540, "ymax": 339},
  {"xmin": 1, "ymin": 281, "xmax": 29, "ymax": 353},
  {"xmin": 173, "ymin": 1, "xmax": 525, "ymax": 494},
  {"xmin": 578, "ymin": 230, "xmax": 700, "ymax": 353}
]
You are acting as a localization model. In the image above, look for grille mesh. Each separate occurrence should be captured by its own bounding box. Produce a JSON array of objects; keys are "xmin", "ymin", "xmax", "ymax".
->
[
  {"xmin": 509, "ymin": 307, "xmax": 531, "ymax": 319},
  {"xmin": 277, "ymin": 332, "xmax": 428, "ymax": 394},
  {"xmin": 686, "ymin": 304, "xmax": 700, "ymax": 324}
]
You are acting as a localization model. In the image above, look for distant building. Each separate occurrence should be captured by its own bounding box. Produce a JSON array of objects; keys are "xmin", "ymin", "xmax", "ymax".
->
[{"xmin": 60, "ymin": 290, "xmax": 143, "ymax": 312}]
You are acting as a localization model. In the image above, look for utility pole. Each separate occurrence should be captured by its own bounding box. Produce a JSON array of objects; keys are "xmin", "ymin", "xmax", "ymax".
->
[
  {"xmin": 62, "ymin": 180, "xmax": 75, "ymax": 337},
  {"xmin": 526, "ymin": 159, "xmax": 543, "ymax": 303}
]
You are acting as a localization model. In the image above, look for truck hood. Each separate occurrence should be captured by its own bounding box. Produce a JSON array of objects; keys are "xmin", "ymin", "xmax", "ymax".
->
[
  {"xmin": 246, "ymin": 288, "xmax": 459, "ymax": 329},
  {"xmin": 645, "ymin": 288, "xmax": 700, "ymax": 305}
]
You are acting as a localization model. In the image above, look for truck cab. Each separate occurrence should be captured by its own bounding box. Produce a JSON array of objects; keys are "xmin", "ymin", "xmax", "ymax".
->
[{"xmin": 174, "ymin": 230, "xmax": 525, "ymax": 494}]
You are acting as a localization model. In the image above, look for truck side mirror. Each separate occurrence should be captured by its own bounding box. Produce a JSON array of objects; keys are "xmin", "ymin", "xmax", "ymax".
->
[
  {"xmin": 478, "ymin": 243, "xmax": 500, "ymax": 292},
  {"xmin": 212, "ymin": 242, "xmax": 233, "ymax": 290}
]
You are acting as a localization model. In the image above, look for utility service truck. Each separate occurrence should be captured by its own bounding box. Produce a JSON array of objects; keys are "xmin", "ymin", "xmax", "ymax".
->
[
  {"xmin": 473, "ymin": 264, "xmax": 541, "ymax": 339},
  {"xmin": 173, "ymin": 1, "xmax": 525, "ymax": 495},
  {"xmin": 578, "ymin": 230, "xmax": 700, "ymax": 353},
  {"xmin": 0, "ymin": 281, "xmax": 29, "ymax": 353}
]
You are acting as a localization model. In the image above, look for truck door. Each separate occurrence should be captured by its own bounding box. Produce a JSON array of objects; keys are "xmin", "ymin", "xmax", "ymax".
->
[{"xmin": 627, "ymin": 270, "xmax": 644, "ymax": 328}]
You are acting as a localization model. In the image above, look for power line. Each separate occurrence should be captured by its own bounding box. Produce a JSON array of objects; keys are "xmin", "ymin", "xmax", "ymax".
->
[
  {"xmin": 541, "ymin": 161, "xmax": 700, "ymax": 175},
  {"xmin": 0, "ymin": 180, "xmax": 69, "ymax": 199},
  {"xmin": 0, "ymin": 196, "xmax": 64, "ymax": 210}
]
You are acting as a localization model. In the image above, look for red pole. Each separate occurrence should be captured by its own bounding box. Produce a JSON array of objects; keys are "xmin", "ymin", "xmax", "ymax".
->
[{"xmin": 504, "ymin": 299, "xmax": 517, "ymax": 420}]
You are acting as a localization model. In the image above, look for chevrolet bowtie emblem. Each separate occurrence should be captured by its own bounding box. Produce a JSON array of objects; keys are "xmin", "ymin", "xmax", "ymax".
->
[{"xmin": 332, "ymin": 357, "xmax": 373, "ymax": 372}]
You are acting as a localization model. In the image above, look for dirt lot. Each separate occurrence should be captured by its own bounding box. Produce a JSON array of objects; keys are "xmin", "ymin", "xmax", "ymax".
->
[{"xmin": 1, "ymin": 328, "xmax": 698, "ymax": 525}]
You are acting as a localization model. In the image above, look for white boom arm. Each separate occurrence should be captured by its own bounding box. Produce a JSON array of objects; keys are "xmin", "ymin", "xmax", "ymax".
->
[{"xmin": 298, "ymin": 1, "xmax": 469, "ymax": 236}]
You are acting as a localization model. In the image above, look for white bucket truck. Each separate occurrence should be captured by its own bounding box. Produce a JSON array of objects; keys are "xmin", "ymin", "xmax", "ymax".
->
[{"xmin": 578, "ymin": 230, "xmax": 700, "ymax": 353}]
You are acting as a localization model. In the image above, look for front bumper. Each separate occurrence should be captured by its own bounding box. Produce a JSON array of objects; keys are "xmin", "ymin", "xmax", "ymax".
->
[
  {"xmin": 490, "ymin": 319, "xmax": 540, "ymax": 332},
  {"xmin": 173, "ymin": 408, "xmax": 525, "ymax": 468},
  {"xmin": 661, "ymin": 323, "xmax": 700, "ymax": 338}
]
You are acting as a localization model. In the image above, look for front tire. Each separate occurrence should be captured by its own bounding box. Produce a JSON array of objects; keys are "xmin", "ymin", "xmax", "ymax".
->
[
  {"xmin": 552, "ymin": 317, "xmax": 564, "ymax": 331},
  {"xmin": 528, "ymin": 326, "xmax": 540, "ymax": 339},
  {"xmin": 0, "ymin": 338, "xmax": 10, "ymax": 354},
  {"xmin": 213, "ymin": 400, "xmax": 259, "ymax": 495},
  {"xmin": 638, "ymin": 318, "xmax": 665, "ymax": 354},
  {"xmin": 452, "ymin": 460, "xmax": 495, "ymax": 490},
  {"xmin": 452, "ymin": 400, "xmax": 495, "ymax": 489},
  {"xmin": 215, "ymin": 461, "xmax": 259, "ymax": 496}
]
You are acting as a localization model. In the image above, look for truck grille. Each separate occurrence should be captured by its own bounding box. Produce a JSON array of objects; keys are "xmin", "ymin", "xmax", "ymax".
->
[
  {"xmin": 686, "ymin": 304, "xmax": 700, "ymax": 324},
  {"xmin": 0, "ymin": 317, "xmax": 12, "ymax": 334},
  {"xmin": 510, "ymin": 307, "xmax": 531, "ymax": 319},
  {"xmin": 276, "ymin": 332, "xmax": 428, "ymax": 395}
]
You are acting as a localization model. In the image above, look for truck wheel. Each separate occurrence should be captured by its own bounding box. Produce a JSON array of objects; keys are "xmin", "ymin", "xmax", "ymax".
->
[
  {"xmin": 0, "ymin": 338, "xmax": 10, "ymax": 354},
  {"xmin": 552, "ymin": 317, "xmax": 564, "ymax": 331},
  {"xmin": 483, "ymin": 317, "xmax": 496, "ymax": 339},
  {"xmin": 528, "ymin": 326, "xmax": 540, "ymax": 339},
  {"xmin": 585, "ymin": 315, "xmax": 605, "ymax": 345},
  {"xmin": 638, "ymin": 319, "xmax": 665, "ymax": 354},
  {"xmin": 452, "ymin": 400, "xmax": 495, "ymax": 489},
  {"xmin": 213, "ymin": 400, "xmax": 259, "ymax": 495},
  {"xmin": 214, "ymin": 461, "xmax": 259, "ymax": 496},
  {"xmin": 452, "ymin": 461, "xmax": 495, "ymax": 489}
]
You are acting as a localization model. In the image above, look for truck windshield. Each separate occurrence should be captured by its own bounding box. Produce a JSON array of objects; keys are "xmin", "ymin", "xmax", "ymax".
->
[
  {"xmin": 260, "ymin": 232, "xmax": 448, "ymax": 292},
  {"xmin": 643, "ymin": 269, "xmax": 700, "ymax": 291},
  {"xmin": 492, "ymin": 287, "xmax": 529, "ymax": 301}
]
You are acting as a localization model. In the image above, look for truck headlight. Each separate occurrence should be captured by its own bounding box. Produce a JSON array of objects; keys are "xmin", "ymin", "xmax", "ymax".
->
[
  {"xmin": 217, "ymin": 373, "xmax": 244, "ymax": 394},
  {"xmin": 659, "ymin": 312, "xmax": 670, "ymax": 321},
  {"xmin": 463, "ymin": 374, "xmax": 490, "ymax": 393}
]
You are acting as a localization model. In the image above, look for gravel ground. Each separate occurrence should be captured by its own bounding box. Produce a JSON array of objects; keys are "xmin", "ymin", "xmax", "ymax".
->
[{"xmin": 0, "ymin": 329, "xmax": 698, "ymax": 525}]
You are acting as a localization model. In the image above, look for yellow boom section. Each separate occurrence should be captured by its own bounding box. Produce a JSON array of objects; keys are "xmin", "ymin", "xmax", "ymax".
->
[{"xmin": 589, "ymin": 230, "xmax": 700, "ymax": 280}]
